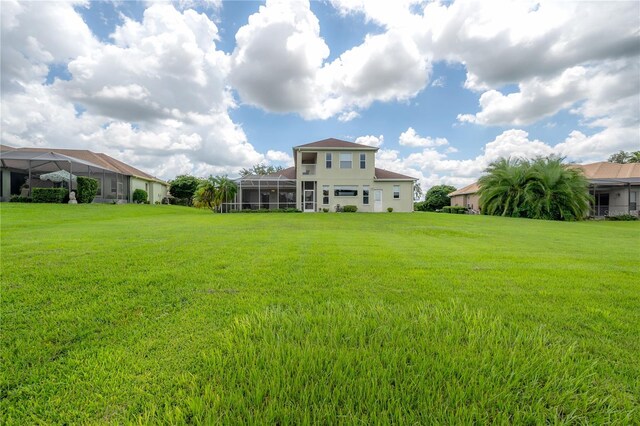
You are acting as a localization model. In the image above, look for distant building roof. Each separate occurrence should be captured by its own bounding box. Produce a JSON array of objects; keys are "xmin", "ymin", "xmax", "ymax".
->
[
  {"xmin": 1, "ymin": 146, "xmax": 167, "ymax": 184},
  {"xmin": 374, "ymin": 167, "xmax": 416, "ymax": 181},
  {"xmin": 294, "ymin": 138, "xmax": 379, "ymax": 150},
  {"xmin": 264, "ymin": 166, "xmax": 296, "ymax": 179},
  {"xmin": 448, "ymin": 182, "xmax": 480, "ymax": 196},
  {"xmin": 572, "ymin": 161, "xmax": 640, "ymax": 182}
]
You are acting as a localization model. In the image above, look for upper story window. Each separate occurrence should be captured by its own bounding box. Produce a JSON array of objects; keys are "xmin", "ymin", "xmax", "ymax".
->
[
  {"xmin": 340, "ymin": 153, "xmax": 352, "ymax": 169},
  {"xmin": 360, "ymin": 153, "xmax": 366, "ymax": 169},
  {"xmin": 393, "ymin": 185, "xmax": 400, "ymax": 199},
  {"xmin": 326, "ymin": 153, "xmax": 332, "ymax": 169}
]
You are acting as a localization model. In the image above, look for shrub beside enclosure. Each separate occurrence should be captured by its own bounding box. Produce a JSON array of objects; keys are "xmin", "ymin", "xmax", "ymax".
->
[
  {"xmin": 133, "ymin": 189, "xmax": 148, "ymax": 204},
  {"xmin": 32, "ymin": 188, "xmax": 68, "ymax": 203},
  {"xmin": 77, "ymin": 176, "xmax": 99, "ymax": 203},
  {"xmin": 343, "ymin": 205, "xmax": 358, "ymax": 212}
]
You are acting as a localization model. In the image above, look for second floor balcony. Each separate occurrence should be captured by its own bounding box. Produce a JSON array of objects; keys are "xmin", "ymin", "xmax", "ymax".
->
[{"xmin": 300, "ymin": 164, "xmax": 316, "ymax": 176}]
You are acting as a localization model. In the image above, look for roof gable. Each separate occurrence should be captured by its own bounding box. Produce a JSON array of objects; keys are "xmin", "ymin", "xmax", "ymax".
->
[{"xmin": 294, "ymin": 138, "xmax": 378, "ymax": 150}]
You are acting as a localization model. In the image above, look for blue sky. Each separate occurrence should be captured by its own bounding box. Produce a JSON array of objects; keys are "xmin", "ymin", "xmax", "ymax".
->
[{"xmin": 2, "ymin": 0, "xmax": 638, "ymax": 189}]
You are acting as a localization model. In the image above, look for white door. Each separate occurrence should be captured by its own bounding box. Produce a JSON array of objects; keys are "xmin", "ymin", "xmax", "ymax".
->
[
  {"xmin": 304, "ymin": 189, "xmax": 315, "ymax": 212},
  {"xmin": 374, "ymin": 189, "xmax": 383, "ymax": 212}
]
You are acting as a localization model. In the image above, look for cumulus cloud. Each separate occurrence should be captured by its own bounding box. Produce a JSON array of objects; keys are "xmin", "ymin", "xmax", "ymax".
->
[
  {"xmin": 1, "ymin": 3, "xmax": 265, "ymax": 180},
  {"xmin": 399, "ymin": 127, "xmax": 448, "ymax": 148},
  {"xmin": 230, "ymin": 0, "xmax": 430, "ymax": 119},
  {"xmin": 338, "ymin": 111, "xmax": 360, "ymax": 122},
  {"xmin": 266, "ymin": 150, "xmax": 293, "ymax": 164},
  {"xmin": 355, "ymin": 134, "xmax": 384, "ymax": 147}
]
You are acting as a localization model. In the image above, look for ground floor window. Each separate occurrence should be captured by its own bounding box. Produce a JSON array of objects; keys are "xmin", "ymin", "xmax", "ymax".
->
[
  {"xmin": 334, "ymin": 185, "xmax": 358, "ymax": 196},
  {"xmin": 322, "ymin": 185, "xmax": 329, "ymax": 205},
  {"xmin": 631, "ymin": 191, "xmax": 637, "ymax": 210},
  {"xmin": 363, "ymin": 185, "xmax": 369, "ymax": 204},
  {"xmin": 393, "ymin": 185, "xmax": 400, "ymax": 199}
]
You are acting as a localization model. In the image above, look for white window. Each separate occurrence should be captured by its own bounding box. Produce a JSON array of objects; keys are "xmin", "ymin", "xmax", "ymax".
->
[
  {"xmin": 339, "ymin": 153, "xmax": 352, "ymax": 169},
  {"xmin": 326, "ymin": 153, "xmax": 332, "ymax": 169},
  {"xmin": 363, "ymin": 185, "xmax": 369, "ymax": 205},
  {"xmin": 334, "ymin": 185, "xmax": 358, "ymax": 196},
  {"xmin": 631, "ymin": 191, "xmax": 637, "ymax": 210},
  {"xmin": 360, "ymin": 153, "xmax": 366, "ymax": 169},
  {"xmin": 393, "ymin": 185, "xmax": 400, "ymax": 199}
]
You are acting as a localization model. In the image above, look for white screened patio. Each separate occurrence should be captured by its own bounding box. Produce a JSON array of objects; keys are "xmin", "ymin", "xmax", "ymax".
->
[{"xmin": 223, "ymin": 174, "xmax": 297, "ymax": 211}]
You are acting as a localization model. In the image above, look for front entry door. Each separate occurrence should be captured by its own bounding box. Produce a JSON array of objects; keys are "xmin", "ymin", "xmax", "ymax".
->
[
  {"xmin": 374, "ymin": 189, "xmax": 383, "ymax": 212},
  {"xmin": 304, "ymin": 189, "xmax": 315, "ymax": 212}
]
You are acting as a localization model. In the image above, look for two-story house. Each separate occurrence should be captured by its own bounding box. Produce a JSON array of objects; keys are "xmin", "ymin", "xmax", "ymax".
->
[{"xmin": 232, "ymin": 138, "xmax": 416, "ymax": 212}]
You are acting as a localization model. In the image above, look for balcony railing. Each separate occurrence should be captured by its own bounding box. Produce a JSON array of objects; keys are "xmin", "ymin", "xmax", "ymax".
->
[{"xmin": 300, "ymin": 164, "xmax": 316, "ymax": 176}]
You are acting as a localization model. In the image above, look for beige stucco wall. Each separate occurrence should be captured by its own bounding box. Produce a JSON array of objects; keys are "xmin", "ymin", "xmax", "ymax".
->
[
  {"xmin": 450, "ymin": 193, "xmax": 480, "ymax": 211},
  {"xmin": 130, "ymin": 177, "xmax": 168, "ymax": 203},
  {"xmin": 596, "ymin": 185, "xmax": 640, "ymax": 216},
  {"xmin": 294, "ymin": 148, "xmax": 414, "ymax": 212}
]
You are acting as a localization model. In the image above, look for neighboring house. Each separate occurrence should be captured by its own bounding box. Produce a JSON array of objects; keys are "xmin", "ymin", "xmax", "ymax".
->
[
  {"xmin": 229, "ymin": 138, "xmax": 417, "ymax": 212},
  {"xmin": 0, "ymin": 145, "xmax": 169, "ymax": 203},
  {"xmin": 448, "ymin": 182, "xmax": 480, "ymax": 212},
  {"xmin": 448, "ymin": 161, "xmax": 640, "ymax": 217}
]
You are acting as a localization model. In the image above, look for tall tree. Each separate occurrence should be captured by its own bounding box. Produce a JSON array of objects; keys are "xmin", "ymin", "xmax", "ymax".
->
[
  {"xmin": 239, "ymin": 163, "xmax": 284, "ymax": 177},
  {"xmin": 608, "ymin": 150, "xmax": 640, "ymax": 164},
  {"xmin": 413, "ymin": 182, "xmax": 423, "ymax": 201},
  {"xmin": 478, "ymin": 156, "xmax": 591, "ymax": 221},
  {"xmin": 169, "ymin": 175, "xmax": 203, "ymax": 203},
  {"xmin": 423, "ymin": 184, "xmax": 457, "ymax": 211}
]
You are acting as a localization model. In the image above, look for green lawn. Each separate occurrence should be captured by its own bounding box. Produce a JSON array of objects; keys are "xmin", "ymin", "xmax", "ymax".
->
[{"xmin": 1, "ymin": 204, "xmax": 638, "ymax": 424}]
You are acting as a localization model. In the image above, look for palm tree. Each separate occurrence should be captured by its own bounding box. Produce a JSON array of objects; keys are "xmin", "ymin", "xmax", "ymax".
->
[
  {"xmin": 214, "ymin": 175, "xmax": 237, "ymax": 213},
  {"xmin": 478, "ymin": 156, "xmax": 591, "ymax": 221},
  {"xmin": 193, "ymin": 176, "xmax": 217, "ymax": 211}
]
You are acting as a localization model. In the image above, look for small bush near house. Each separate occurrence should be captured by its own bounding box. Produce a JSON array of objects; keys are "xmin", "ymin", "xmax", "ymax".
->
[
  {"xmin": 387, "ymin": 207, "xmax": 393, "ymax": 212},
  {"xmin": 442, "ymin": 206, "xmax": 467, "ymax": 214},
  {"xmin": 9, "ymin": 195, "xmax": 32, "ymax": 203},
  {"xmin": 605, "ymin": 214, "xmax": 638, "ymax": 221},
  {"xmin": 77, "ymin": 176, "xmax": 99, "ymax": 204},
  {"xmin": 343, "ymin": 205, "xmax": 358, "ymax": 212},
  {"xmin": 32, "ymin": 188, "xmax": 68, "ymax": 203},
  {"xmin": 414, "ymin": 201, "xmax": 427, "ymax": 211},
  {"xmin": 133, "ymin": 189, "xmax": 148, "ymax": 204},
  {"xmin": 322, "ymin": 208, "xmax": 329, "ymax": 213}
]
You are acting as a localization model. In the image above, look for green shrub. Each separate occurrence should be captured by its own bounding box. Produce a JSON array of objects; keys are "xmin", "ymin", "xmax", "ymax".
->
[
  {"xmin": 414, "ymin": 201, "xmax": 427, "ymax": 211},
  {"xmin": 133, "ymin": 189, "xmax": 148, "ymax": 204},
  {"xmin": 605, "ymin": 214, "xmax": 638, "ymax": 221},
  {"xmin": 9, "ymin": 195, "xmax": 32, "ymax": 203},
  {"xmin": 322, "ymin": 208, "xmax": 329, "ymax": 212},
  {"xmin": 387, "ymin": 207, "xmax": 393, "ymax": 212},
  {"xmin": 76, "ymin": 176, "xmax": 99, "ymax": 204},
  {"xmin": 32, "ymin": 188, "xmax": 68, "ymax": 203},
  {"xmin": 343, "ymin": 205, "xmax": 358, "ymax": 212},
  {"xmin": 442, "ymin": 206, "xmax": 467, "ymax": 214}
]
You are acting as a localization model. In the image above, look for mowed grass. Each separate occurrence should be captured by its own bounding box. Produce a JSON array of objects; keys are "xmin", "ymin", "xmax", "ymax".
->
[{"xmin": 1, "ymin": 204, "xmax": 638, "ymax": 424}]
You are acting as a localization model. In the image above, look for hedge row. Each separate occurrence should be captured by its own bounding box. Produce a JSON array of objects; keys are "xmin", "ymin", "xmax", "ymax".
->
[
  {"xmin": 442, "ymin": 206, "xmax": 468, "ymax": 214},
  {"xmin": 342, "ymin": 205, "xmax": 358, "ymax": 212},
  {"xmin": 32, "ymin": 188, "xmax": 68, "ymax": 203}
]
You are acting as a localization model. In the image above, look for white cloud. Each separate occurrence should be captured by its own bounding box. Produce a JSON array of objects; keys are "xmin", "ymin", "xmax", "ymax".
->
[
  {"xmin": 266, "ymin": 150, "xmax": 293, "ymax": 165},
  {"xmin": 338, "ymin": 111, "xmax": 360, "ymax": 122},
  {"xmin": 230, "ymin": 0, "xmax": 430, "ymax": 120},
  {"xmin": 430, "ymin": 76, "xmax": 445, "ymax": 87},
  {"xmin": 355, "ymin": 134, "xmax": 383, "ymax": 147},
  {"xmin": 399, "ymin": 127, "xmax": 448, "ymax": 148},
  {"xmin": 1, "ymin": 3, "xmax": 265, "ymax": 180}
]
